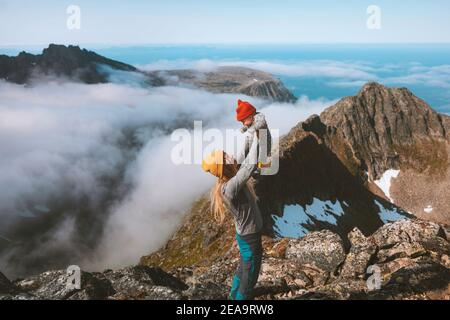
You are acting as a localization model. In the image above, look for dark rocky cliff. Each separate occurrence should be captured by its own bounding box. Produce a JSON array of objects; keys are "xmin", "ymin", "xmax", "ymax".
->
[{"xmin": 0, "ymin": 44, "xmax": 138, "ymax": 84}]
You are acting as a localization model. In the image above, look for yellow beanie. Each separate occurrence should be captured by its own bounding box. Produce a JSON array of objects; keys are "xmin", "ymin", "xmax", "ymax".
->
[{"xmin": 202, "ymin": 150, "xmax": 224, "ymax": 178}]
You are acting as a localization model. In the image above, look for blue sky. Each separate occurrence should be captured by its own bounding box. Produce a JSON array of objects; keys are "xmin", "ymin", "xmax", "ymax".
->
[{"xmin": 1, "ymin": 0, "xmax": 450, "ymax": 45}]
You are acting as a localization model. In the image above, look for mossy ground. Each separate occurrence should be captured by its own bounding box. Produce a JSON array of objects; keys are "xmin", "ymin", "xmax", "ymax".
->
[{"xmin": 140, "ymin": 196, "xmax": 236, "ymax": 270}]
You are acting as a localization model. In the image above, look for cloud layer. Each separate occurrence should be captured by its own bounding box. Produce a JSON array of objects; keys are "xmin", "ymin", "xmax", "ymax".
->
[
  {"xmin": 0, "ymin": 77, "xmax": 333, "ymax": 277},
  {"xmin": 139, "ymin": 59, "xmax": 450, "ymax": 93}
]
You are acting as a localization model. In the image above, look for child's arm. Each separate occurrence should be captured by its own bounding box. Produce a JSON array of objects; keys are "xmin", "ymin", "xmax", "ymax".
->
[
  {"xmin": 236, "ymin": 132, "xmax": 254, "ymax": 165},
  {"xmin": 252, "ymin": 113, "xmax": 267, "ymax": 131}
]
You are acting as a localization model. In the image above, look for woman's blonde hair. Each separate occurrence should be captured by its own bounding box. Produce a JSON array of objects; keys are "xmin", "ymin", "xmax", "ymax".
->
[{"xmin": 210, "ymin": 156, "xmax": 257, "ymax": 224}]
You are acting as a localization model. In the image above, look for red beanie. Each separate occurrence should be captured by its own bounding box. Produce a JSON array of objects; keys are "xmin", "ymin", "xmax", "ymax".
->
[{"xmin": 236, "ymin": 99, "xmax": 256, "ymax": 121}]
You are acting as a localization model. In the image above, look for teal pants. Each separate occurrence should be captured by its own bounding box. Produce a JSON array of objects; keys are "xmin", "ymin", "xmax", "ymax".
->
[{"xmin": 229, "ymin": 232, "xmax": 263, "ymax": 300}]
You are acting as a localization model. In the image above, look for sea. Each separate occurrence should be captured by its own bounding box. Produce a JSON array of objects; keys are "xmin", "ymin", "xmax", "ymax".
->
[{"xmin": 1, "ymin": 43, "xmax": 450, "ymax": 114}]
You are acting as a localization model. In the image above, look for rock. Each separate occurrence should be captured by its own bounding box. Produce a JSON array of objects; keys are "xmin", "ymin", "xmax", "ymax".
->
[
  {"xmin": 102, "ymin": 265, "xmax": 188, "ymax": 299},
  {"xmin": 253, "ymin": 279, "xmax": 290, "ymax": 299},
  {"xmin": 4, "ymin": 217, "xmax": 449, "ymax": 300},
  {"xmin": 377, "ymin": 242, "xmax": 427, "ymax": 263},
  {"xmin": 340, "ymin": 228, "xmax": 377, "ymax": 279},
  {"xmin": 259, "ymin": 257, "xmax": 314, "ymax": 289},
  {"xmin": 419, "ymin": 236, "xmax": 450, "ymax": 256},
  {"xmin": 378, "ymin": 257, "xmax": 419, "ymax": 279},
  {"xmin": 0, "ymin": 271, "xmax": 17, "ymax": 295},
  {"xmin": 442, "ymin": 255, "xmax": 450, "ymax": 268},
  {"xmin": 10, "ymin": 265, "xmax": 188, "ymax": 300},
  {"xmin": 372, "ymin": 220, "xmax": 443, "ymax": 248},
  {"xmin": 266, "ymin": 238, "xmax": 290, "ymax": 258},
  {"xmin": 110, "ymin": 286, "xmax": 183, "ymax": 300},
  {"xmin": 286, "ymin": 230, "xmax": 346, "ymax": 274},
  {"xmin": 15, "ymin": 270, "xmax": 115, "ymax": 300},
  {"xmin": 348, "ymin": 227, "xmax": 370, "ymax": 247},
  {"xmin": 372, "ymin": 260, "xmax": 450, "ymax": 299},
  {"xmin": 293, "ymin": 279, "xmax": 368, "ymax": 300},
  {"xmin": 182, "ymin": 282, "xmax": 229, "ymax": 300},
  {"xmin": 193, "ymin": 258, "xmax": 239, "ymax": 287}
]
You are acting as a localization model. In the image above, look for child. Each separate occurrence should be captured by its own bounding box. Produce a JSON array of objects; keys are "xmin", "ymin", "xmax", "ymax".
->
[{"xmin": 235, "ymin": 99, "xmax": 272, "ymax": 174}]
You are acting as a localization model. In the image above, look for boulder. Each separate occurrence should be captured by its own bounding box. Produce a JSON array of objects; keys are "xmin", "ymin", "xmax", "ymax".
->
[
  {"xmin": 294, "ymin": 279, "xmax": 368, "ymax": 300},
  {"xmin": 376, "ymin": 241, "xmax": 427, "ymax": 263},
  {"xmin": 286, "ymin": 230, "xmax": 346, "ymax": 274},
  {"xmin": 340, "ymin": 228, "xmax": 377, "ymax": 279},
  {"xmin": 372, "ymin": 220, "xmax": 444, "ymax": 248},
  {"xmin": 182, "ymin": 281, "xmax": 229, "ymax": 300},
  {"xmin": 102, "ymin": 265, "xmax": 188, "ymax": 299},
  {"xmin": 259, "ymin": 257, "xmax": 315, "ymax": 289},
  {"xmin": 0, "ymin": 271, "xmax": 17, "ymax": 295},
  {"xmin": 15, "ymin": 270, "xmax": 114, "ymax": 300},
  {"xmin": 370, "ymin": 260, "xmax": 450, "ymax": 300}
]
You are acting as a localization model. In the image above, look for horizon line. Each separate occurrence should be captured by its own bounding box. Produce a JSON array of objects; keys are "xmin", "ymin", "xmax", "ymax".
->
[{"xmin": 2, "ymin": 41, "xmax": 450, "ymax": 49}]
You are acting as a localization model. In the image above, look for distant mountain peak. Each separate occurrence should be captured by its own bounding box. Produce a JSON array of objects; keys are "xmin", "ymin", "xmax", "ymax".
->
[
  {"xmin": 0, "ymin": 44, "xmax": 137, "ymax": 84},
  {"xmin": 359, "ymin": 81, "xmax": 390, "ymax": 91},
  {"xmin": 313, "ymin": 83, "xmax": 450, "ymax": 225}
]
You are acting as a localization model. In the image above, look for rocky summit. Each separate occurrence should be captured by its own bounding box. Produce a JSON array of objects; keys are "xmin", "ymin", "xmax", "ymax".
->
[
  {"xmin": 148, "ymin": 66, "xmax": 297, "ymax": 102},
  {"xmin": 309, "ymin": 82, "xmax": 450, "ymax": 225},
  {"xmin": 1, "ymin": 219, "xmax": 448, "ymax": 300}
]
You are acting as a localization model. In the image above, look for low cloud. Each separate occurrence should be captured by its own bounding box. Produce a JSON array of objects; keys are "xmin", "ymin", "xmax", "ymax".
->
[
  {"xmin": 139, "ymin": 59, "xmax": 378, "ymax": 81},
  {"xmin": 385, "ymin": 64, "xmax": 450, "ymax": 89},
  {"xmin": 139, "ymin": 59, "xmax": 450, "ymax": 93},
  {"xmin": 0, "ymin": 75, "xmax": 333, "ymax": 277}
]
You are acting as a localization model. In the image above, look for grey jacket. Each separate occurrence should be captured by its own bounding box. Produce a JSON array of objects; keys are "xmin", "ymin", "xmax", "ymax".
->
[
  {"xmin": 237, "ymin": 112, "xmax": 272, "ymax": 167},
  {"xmin": 222, "ymin": 135, "xmax": 263, "ymax": 235}
]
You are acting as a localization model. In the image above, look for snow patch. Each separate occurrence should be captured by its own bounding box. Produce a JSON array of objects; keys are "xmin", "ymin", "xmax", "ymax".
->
[
  {"xmin": 374, "ymin": 169, "xmax": 400, "ymax": 202},
  {"xmin": 305, "ymin": 198, "xmax": 345, "ymax": 225},
  {"xmin": 424, "ymin": 205, "xmax": 433, "ymax": 214},
  {"xmin": 272, "ymin": 198, "xmax": 346, "ymax": 238},
  {"xmin": 374, "ymin": 200, "xmax": 406, "ymax": 223},
  {"xmin": 272, "ymin": 205, "xmax": 311, "ymax": 238}
]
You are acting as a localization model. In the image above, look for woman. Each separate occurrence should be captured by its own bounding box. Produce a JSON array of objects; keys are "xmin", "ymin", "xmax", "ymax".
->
[{"xmin": 201, "ymin": 134, "xmax": 263, "ymax": 300}]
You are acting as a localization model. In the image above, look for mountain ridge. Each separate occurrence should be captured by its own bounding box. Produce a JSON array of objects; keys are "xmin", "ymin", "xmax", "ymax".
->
[
  {"xmin": 136, "ymin": 81, "xmax": 449, "ymax": 300},
  {"xmin": 308, "ymin": 82, "xmax": 450, "ymax": 226},
  {"xmin": 1, "ymin": 81, "xmax": 449, "ymax": 300},
  {"xmin": 0, "ymin": 44, "xmax": 295, "ymax": 102},
  {"xmin": 0, "ymin": 45, "xmax": 449, "ymax": 299}
]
